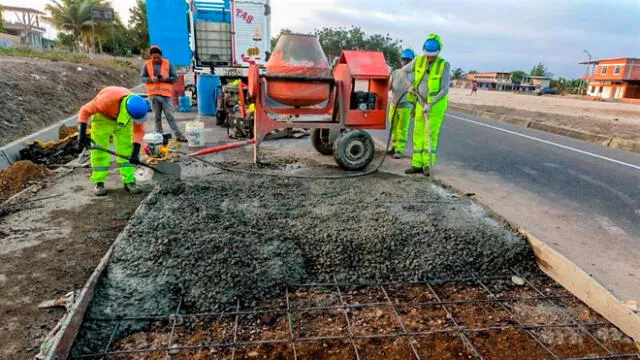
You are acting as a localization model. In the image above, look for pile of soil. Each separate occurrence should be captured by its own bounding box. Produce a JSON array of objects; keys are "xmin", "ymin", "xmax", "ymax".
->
[
  {"xmin": 0, "ymin": 160, "xmax": 51, "ymax": 201},
  {"xmin": 72, "ymin": 173, "xmax": 537, "ymax": 355},
  {"xmin": 0, "ymin": 56, "xmax": 139, "ymax": 146},
  {"xmin": 58, "ymin": 124, "xmax": 78, "ymax": 139}
]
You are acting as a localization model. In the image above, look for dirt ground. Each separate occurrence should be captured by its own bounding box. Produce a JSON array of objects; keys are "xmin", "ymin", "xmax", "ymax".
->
[
  {"xmin": 0, "ymin": 56, "xmax": 140, "ymax": 146},
  {"xmin": 448, "ymin": 87, "xmax": 640, "ymax": 143},
  {"xmin": 0, "ymin": 168, "xmax": 149, "ymax": 360}
]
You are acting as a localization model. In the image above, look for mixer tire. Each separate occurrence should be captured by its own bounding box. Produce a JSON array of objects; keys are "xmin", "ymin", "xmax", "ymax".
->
[
  {"xmin": 333, "ymin": 130, "xmax": 374, "ymax": 171},
  {"xmin": 311, "ymin": 128, "xmax": 333, "ymax": 155}
]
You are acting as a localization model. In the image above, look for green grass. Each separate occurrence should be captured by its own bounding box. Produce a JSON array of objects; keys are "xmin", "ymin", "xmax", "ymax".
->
[{"xmin": 0, "ymin": 47, "xmax": 140, "ymax": 70}]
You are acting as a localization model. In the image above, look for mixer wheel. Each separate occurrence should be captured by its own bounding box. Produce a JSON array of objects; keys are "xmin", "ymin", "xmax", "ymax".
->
[
  {"xmin": 311, "ymin": 128, "xmax": 333, "ymax": 155},
  {"xmin": 333, "ymin": 130, "xmax": 374, "ymax": 171}
]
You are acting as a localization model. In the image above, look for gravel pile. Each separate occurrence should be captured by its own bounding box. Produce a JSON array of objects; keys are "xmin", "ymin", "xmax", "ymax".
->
[{"xmin": 72, "ymin": 173, "xmax": 536, "ymax": 355}]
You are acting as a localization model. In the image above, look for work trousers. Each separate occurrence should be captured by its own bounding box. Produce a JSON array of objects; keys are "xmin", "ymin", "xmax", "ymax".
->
[
  {"xmin": 412, "ymin": 101, "xmax": 447, "ymax": 168},
  {"xmin": 90, "ymin": 114, "xmax": 135, "ymax": 184},
  {"xmin": 389, "ymin": 105, "xmax": 412, "ymax": 154},
  {"xmin": 151, "ymin": 95, "xmax": 182, "ymax": 136}
]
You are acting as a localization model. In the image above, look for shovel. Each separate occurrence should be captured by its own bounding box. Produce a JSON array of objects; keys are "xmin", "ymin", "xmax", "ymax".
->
[{"xmin": 89, "ymin": 141, "xmax": 181, "ymax": 181}]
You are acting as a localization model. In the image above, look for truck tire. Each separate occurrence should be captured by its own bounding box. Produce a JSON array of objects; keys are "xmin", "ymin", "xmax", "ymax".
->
[
  {"xmin": 216, "ymin": 110, "xmax": 226, "ymax": 126},
  {"xmin": 333, "ymin": 130, "xmax": 375, "ymax": 171},
  {"xmin": 311, "ymin": 128, "xmax": 333, "ymax": 155}
]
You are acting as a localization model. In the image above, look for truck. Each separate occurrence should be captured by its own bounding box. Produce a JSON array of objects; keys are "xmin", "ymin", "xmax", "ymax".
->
[
  {"xmin": 146, "ymin": 0, "xmax": 271, "ymax": 131},
  {"xmin": 146, "ymin": 0, "xmax": 272, "ymax": 76}
]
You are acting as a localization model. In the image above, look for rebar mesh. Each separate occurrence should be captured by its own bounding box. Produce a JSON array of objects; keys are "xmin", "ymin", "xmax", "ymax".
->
[{"xmin": 72, "ymin": 274, "xmax": 640, "ymax": 360}]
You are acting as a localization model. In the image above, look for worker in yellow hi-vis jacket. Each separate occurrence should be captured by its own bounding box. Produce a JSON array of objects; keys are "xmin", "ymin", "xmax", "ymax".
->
[
  {"xmin": 388, "ymin": 49, "xmax": 415, "ymax": 159},
  {"xmin": 400, "ymin": 33, "xmax": 450, "ymax": 176}
]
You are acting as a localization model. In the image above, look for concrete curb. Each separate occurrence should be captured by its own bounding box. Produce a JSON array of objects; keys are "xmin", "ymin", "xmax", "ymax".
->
[
  {"xmin": 0, "ymin": 84, "xmax": 147, "ymax": 171},
  {"xmin": 449, "ymin": 104, "xmax": 640, "ymax": 154}
]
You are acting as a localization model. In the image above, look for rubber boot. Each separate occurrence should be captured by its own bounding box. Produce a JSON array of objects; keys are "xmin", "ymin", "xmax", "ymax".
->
[
  {"xmin": 176, "ymin": 133, "xmax": 188, "ymax": 143},
  {"xmin": 387, "ymin": 148, "xmax": 395, "ymax": 156},
  {"xmin": 423, "ymin": 166, "xmax": 431, "ymax": 177},
  {"xmin": 393, "ymin": 152, "xmax": 404, "ymax": 159},
  {"xmin": 124, "ymin": 182, "xmax": 142, "ymax": 194},
  {"xmin": 94, "ymin": 182, "xmax": 107, "ymax": 196},
  {"xmin": 404, "ymin": 167, "xmax": 423, "ymax": 174}
]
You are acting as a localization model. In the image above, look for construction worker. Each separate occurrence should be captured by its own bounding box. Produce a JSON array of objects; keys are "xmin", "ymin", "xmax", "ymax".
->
[
  {"xmin": 388, "ymin": 49, "xmax": 415, "ymax": 159},
  {"xmin": 77, "ymin": 86, "xmax": 149, "ymax": 196},
  {"xmin": 400, "ymin": 33, "xmax": 450, "ymax": 175},
  {"xmin": 141, "ymin": 45, "xmax": 187, "ymax": 142}
]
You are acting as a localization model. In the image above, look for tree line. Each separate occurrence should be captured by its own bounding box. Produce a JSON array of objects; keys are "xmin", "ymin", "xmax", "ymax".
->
[
  {"xmin": 271, "ymin": 27, "xmax": 403, "ymax": 70},
  {"xmin": 43, "ymin": 0, "xmax": 583, "ymax": 94}
]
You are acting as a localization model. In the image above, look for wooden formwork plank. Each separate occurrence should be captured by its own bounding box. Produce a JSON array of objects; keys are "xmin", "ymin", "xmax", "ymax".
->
[
  {"xmin": 44, "ymin": 189, "xmax": 159, "ymax": 360},
  {"xmin": 522, "ymin": 229, "xmax": 640, "ymax": 345}
]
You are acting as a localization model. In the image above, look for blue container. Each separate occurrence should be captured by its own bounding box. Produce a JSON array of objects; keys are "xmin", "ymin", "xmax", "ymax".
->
[
  {"xmin": 178, "ymin": 95, "xmax": 191, "ymax": 112},
  {"xmin": 146, "ymin": 0, "xmax": 192, "ymax": 66},
  {"xmin": 197, "ymin": 74, "xmax": 221, "ymax": 116}
]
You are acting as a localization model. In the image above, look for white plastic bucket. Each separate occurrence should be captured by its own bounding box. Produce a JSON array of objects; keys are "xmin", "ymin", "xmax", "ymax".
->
[{"xmin": 185, "ymin": 121, "xmax": 204, "ymax": 147}]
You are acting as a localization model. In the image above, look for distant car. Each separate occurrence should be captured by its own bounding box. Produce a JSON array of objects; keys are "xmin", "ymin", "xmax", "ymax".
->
[{"xmin": 536, "ymin": 87, "xmax": 559, "ymax": 95}]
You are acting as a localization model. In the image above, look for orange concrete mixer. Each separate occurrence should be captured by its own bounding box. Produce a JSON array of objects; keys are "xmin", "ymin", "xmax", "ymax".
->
[
  {"xmin": 265, "ymin": 33, "xmax": 332, "ymax": 107},
  {"xmin": 190, "ymin": 33, "xmax": 391, "ymax": 171}
]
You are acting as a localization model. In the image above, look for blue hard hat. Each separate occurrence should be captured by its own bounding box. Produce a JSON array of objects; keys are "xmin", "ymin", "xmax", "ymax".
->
[
  {"xmin": 126, "ymin": 95, "xmax": 149, "ymax": 120},
  {"xmin": 423, "ymin": 39, "xmax": 441, "ymax": 54},
  {"xmin": 401, "ymin": 49, "xmax": 415, "ymax": 60}
]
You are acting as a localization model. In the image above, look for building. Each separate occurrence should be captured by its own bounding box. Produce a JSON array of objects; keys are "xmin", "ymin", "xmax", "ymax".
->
[
  {"xmin": 529, "ymin": 76, "xmax": 551, "ymax": 89},
  {"xmin": 0, "ymin": 5, "xmax": 57, "ymax": 48},
  {"xmin": 454, "ymin": 72, "xmax": 549, "ymax": 92},
  {"xmin": 580, "ymin": 58, "xmax": 640, "ymax": 99}
]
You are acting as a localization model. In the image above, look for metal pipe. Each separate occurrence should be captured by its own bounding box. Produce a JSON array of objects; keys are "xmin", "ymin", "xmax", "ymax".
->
[{"xmin": 187, "ymin": 139, "xmax": 255, "ymax": 157}]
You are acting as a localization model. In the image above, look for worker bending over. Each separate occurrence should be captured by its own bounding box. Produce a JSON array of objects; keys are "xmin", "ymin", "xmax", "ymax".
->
[
  {"xmin": 388, "ymin": 49, "xmax": 415, "ymax": 159},
  {"xmin": 141, "ymin": 45, "xmax": 187, "ymax": 142},
  {"xmin": 400, "ymin": 33, "xmax": 450, "ymax": 175},
  {"xmin": 77, "ymin": 86, "xmax": 149, "ymax": 196}
]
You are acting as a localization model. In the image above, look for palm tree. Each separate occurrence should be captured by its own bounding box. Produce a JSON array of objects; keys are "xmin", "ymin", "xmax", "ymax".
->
[
  {"xmin": 46, "ymin": 0, "xmax": 108, "ymax": 52},
  {"xmin": 451, "ymin": 67, "xmax": 464, "ymax": 79}
]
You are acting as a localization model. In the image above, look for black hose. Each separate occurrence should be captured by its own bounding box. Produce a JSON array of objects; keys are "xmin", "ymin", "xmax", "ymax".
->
[{"xmin": 183, "ymin": 91, "xmax": 409, "ymax": 180}]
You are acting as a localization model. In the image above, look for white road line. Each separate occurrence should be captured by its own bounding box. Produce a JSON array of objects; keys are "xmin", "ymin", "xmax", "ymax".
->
[{"xmin": 447, "ymin": 114, "xmax": 640, "ymax": 171}]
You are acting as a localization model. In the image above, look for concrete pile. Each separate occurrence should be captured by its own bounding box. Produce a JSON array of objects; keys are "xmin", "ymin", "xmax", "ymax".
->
[{"xmin": 72, "ymin": 173, "xmax": 537, "ymax": 355}]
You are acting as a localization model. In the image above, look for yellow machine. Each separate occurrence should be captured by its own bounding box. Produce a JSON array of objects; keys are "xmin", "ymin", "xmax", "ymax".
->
[{"xmin": 142, "ymin": 133, "xmax": 181, "ymax": 164}]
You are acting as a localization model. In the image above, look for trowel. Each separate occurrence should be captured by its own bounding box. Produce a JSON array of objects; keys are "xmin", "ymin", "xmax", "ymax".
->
[{"xmin": 90, "ymin": 142, "xmax": 182, "ymax": 181}]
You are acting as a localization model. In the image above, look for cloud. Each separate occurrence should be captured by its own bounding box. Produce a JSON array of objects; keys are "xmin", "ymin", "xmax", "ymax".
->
[{"xmin": 271, "ymin": 0, "xmax": 640, "ymax": 78}]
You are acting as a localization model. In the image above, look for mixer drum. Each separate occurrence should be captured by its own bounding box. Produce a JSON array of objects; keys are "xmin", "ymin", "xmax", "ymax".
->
[{"xmin": 266, "ymin": 34, "xmax": 331, "ymax": 107}]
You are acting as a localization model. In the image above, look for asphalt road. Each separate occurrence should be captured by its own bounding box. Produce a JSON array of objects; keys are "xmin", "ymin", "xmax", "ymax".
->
[
  {"xmin": 371, "ymin": 110, "xmax": 640, "ymax": 300},
  {"xmin": 376, "ymin": 110, "xmax": 640, "ymax": 237}
]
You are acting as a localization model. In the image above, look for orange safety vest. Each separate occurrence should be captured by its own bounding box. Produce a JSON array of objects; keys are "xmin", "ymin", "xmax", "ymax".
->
[{"xmin": 145, "ymin": 59, "xmax": 173, "ymax": 97}]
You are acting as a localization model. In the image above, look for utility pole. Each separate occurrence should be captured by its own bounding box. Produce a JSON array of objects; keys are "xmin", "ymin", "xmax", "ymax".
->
[{"xmin": 579, "ymin": 49, "xmax": 592, "ymax": 96}]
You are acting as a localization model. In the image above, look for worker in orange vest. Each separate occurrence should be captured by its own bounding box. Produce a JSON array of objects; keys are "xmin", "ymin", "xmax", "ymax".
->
[
  {"xmin": 77, "ymin": 86, "xmax": 149, "ymax": 196},
  {"xmin": 140, "ymin": 45, "xmax": 187, "ymax": 142}
]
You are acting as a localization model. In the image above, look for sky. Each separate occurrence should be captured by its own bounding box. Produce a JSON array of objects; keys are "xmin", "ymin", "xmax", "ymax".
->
[{"xmin": 6, "ymin": 0, "xmax": 640, "ymax": 78}]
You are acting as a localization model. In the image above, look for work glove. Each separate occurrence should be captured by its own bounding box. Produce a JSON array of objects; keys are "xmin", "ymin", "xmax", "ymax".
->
[
  {"xmin": 422, "ymin": 103, "xmax": 432, "ymax": 115},
  {"xmin": 130, "ymin": 143, "xmax": 141, "ymax": 165},
  {"xmin": 76, "ymin": 123, "xmax": 90, "ymax": 152}
]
